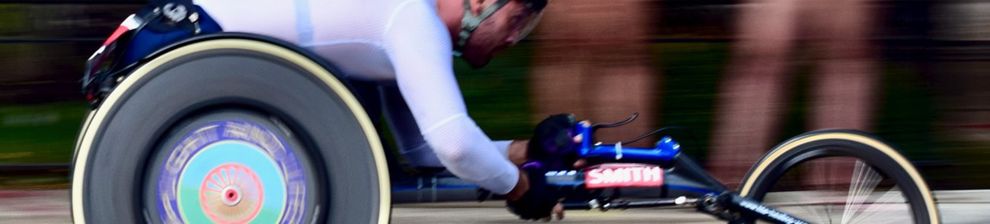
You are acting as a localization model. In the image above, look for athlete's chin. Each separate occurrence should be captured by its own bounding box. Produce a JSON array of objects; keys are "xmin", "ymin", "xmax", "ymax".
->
[{"xmin": 463, "ymin": 54, "xmax": 494, "ymax": 69}]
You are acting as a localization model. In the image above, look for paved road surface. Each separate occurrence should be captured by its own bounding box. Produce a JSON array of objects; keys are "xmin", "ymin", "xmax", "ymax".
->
[{"xmin": 2, "ymin": 190, "xmax": 989, "ymax": 223}]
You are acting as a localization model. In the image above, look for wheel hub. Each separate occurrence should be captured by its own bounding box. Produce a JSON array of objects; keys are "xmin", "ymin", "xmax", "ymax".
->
[
  {"xmin": 153, "ymin": 119, "xmax": 309, "ymax": 224},
  {"xmin": 221, "ymin": 185, "xmax": 241, "ymax": 206}
]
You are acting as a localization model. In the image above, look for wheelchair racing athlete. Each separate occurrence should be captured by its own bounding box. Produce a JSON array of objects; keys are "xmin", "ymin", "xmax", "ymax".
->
[
  {"xmin": 86, "ymin": 1, "xmax": 943, "ymax": 222},
  {"xmin": 155, "ymin": 0, "xmax": 573, "ymax": 220}
]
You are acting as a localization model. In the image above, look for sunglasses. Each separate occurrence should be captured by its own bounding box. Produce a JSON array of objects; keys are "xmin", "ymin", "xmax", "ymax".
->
[{"xmin": 507, "ymin": 7, "xmax": 545, "ymax": 44}]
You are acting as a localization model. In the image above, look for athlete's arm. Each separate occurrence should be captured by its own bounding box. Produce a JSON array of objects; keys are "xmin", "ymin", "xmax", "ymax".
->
[
  {"xmin": 382, "ymin": 1, "xmax": 520, "ymax": 194},
  {"xmin": 506, "ymin": 140, "xmax": 529, "ymax": 165}
]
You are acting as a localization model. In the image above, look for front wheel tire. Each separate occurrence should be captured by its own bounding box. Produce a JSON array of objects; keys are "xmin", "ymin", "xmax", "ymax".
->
[{"xmin": 738, "ymin": 130, "xmax": 939, "ymax": 224}]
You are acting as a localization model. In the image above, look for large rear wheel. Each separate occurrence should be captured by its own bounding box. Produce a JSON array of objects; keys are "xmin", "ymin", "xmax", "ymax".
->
[
  {"xmin": 71, "ymin": 35, "xmax": 391, "ymax": 223},
  {"xmin": 738, "ymin": 130, "xmax": 939, "ymax": 224}
]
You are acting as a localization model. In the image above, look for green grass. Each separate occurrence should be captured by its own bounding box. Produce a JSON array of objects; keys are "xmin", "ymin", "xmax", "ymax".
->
[
  {"xmin": 653, "ymin": 42, "xmax": 729, "ymax": 160},
  {"xmin": 455, "ymin": 43, "xmax": 536, "ymax": 140},
  {"xmin": 874, "ymin": 63, "xmax": 939, "ymax": 160},
  {"xmin": 0, "ymin": 101, "xmax": 87, "ymax": 164}
]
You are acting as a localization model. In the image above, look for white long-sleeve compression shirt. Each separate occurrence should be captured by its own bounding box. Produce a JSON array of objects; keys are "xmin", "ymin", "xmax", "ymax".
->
[{"xmin": 195, "ymin": 0, "xmax": 521, "ymax": 194}]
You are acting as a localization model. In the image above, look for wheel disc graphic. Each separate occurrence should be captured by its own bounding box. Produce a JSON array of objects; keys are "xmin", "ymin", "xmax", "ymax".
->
[{"xmin": 154, "ymin": 120, "xmax": 309, "ymax": 224}]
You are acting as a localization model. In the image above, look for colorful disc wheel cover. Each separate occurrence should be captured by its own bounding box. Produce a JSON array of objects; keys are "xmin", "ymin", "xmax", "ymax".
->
[{"xmin": 156, "ymin": 120, "xmax": 308, "ymax": 223}]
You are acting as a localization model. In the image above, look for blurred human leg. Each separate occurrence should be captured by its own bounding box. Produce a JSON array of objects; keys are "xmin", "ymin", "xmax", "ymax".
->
[
  {"xmin": 708, "ymin": 0, "xmax": 799, "ymax": 187},
  {"xmin": 804, "ymin": 0, "xmax": 879, "ymax": 187},
  {"xmin": 529, "ymin": 0, "xmax": 659, "ymax": 146}
]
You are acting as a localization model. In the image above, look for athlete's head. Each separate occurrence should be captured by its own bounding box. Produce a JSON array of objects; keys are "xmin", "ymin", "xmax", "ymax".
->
[{"xmin": 454, "ymin": 0, "xmax": 546, "ymax": 68}]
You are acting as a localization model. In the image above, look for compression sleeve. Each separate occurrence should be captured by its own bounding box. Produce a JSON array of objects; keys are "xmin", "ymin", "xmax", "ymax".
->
[
  {"xmin": 492, "ymin": 140, "xmax": 513, "ymax": 157},
  {"xmin": 382, "ymin": 1, "xmax": 519, "ymax": 194}
]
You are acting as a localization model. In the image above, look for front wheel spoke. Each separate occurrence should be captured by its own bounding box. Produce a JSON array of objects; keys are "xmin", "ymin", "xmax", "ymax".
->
[
  {"xmin": 848, "ymin": 187, "xmax": 908, "ymax": 224},
  {"xmin": 799, "ymin": 204, "xmax": 827, "ymax": 224},
  {"xmin": 842, "ymin": 161, "xmax": 882, "ymax": 224},
  {"xmin": 792, "ymin": 191, "xmax": 830, "ymax": 224}
]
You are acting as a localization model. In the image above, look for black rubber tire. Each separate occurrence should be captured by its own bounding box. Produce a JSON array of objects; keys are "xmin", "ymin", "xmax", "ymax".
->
[
  {"xmin": 738, "ymin": 130, "xmax": 940, "ymax": 224},
  {"xmin": 71, "ymin": 36, "xmax": 391, "ymax": 224}
]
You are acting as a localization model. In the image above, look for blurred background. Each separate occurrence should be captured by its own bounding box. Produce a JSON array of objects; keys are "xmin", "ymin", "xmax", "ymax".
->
[{"xmin": 0, "ymin": 0, "xmax": 988, "ymax": 220}]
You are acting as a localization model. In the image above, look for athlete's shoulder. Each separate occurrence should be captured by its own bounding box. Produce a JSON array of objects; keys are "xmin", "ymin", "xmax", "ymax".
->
[
  {"xmin": 386, "ymin": 0, "xmax": 441, "ymax": 21},
  {"xmin": 384, "ymin": 0, "xmax": 446, "ymax": 35}
]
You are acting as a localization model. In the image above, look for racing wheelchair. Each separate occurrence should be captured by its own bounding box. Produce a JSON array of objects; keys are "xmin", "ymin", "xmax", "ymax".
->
[{"xmin": 72, "ymin": 3, "xmax": 939, "ymax": 223}]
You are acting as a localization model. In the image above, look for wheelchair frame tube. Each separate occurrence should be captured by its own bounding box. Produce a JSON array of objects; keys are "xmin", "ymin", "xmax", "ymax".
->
[
  {"xmin": 568, "ymin": 122, "xmax": 812, "ymax": 224},
  {"xmin": 575, "ymin": 121, "xmax": 679, "ymax": 166},
  {"xmin": 719, "ymin": 192, "xmax": 811, "ymax": 224},
  {"xmin": 574, "ymin": 121, "xmax": 727, "ymax": 193}
]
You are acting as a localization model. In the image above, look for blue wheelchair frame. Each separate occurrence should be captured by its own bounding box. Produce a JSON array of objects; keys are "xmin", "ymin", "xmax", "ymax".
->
[{"xmin": 547, "ymin": 119, "xmax": 811, "ymax": 224}]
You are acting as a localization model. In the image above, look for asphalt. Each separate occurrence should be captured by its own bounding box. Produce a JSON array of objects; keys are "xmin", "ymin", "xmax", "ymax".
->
[{"xmin": 2, "ymin": 190, "xmax": 989, "ymax": 223}]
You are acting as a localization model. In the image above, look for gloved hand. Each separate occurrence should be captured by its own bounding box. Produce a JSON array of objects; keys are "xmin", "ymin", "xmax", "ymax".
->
[
  {"xmin": 506, "ymin": 164, "xmax": 563, "ymax": 220},
  {"xmin": 506, "ymin": 114, "xmax": 579, "ymax": 220},
  {"xmin": 526, "ymin": 114, "xmax": 579, "ymax": 171}
]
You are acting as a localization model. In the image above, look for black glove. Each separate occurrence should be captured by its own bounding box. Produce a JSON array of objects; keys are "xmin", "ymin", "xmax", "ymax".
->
[
  {"xmin": 526, "ymin": 114, "xmax": 579, "ymax": 171},
  {"xmin": 506, "ymin": 165, "xmax": 562, "ymax": 220},
  {"xmin": 506, "ymin": 114, "xmax": 578, "ymax": 220}
]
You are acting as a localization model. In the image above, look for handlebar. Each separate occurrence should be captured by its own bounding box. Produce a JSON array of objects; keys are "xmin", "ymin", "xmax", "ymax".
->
[
  {"xmin": 573, "ymin": 119, "xmax": 682, "ymax": 167},
  {"xmin": 538, "ymin": 115, "xmax": 729, "ymax": 212}
]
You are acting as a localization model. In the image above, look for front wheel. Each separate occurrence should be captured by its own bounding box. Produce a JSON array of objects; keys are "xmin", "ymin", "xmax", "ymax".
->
[{"xmin": 738, "ymin": 130, "xmax": 939, "ymax": 224}]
